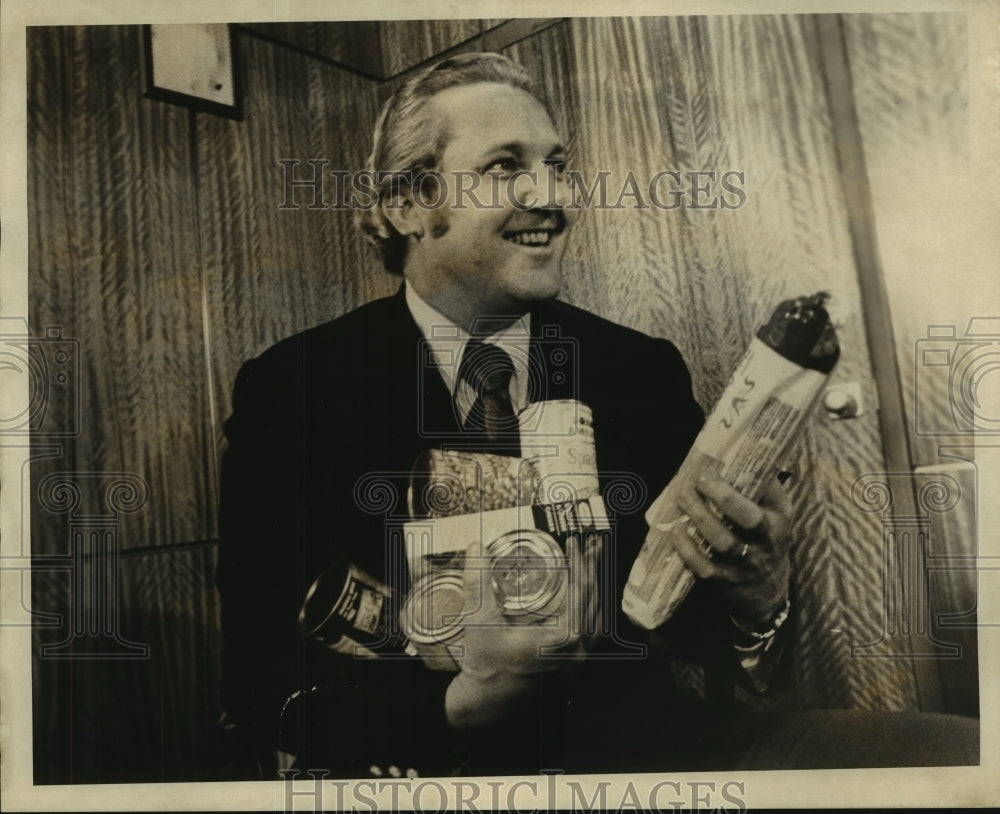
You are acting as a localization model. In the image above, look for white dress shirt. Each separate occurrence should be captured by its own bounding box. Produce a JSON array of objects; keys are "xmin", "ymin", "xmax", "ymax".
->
[{"xmin": 404, "ymin": 283, "xmax": 531, "ymax": 425}]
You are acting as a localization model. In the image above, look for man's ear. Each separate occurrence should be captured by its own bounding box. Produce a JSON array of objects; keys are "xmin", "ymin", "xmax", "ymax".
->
[{"xmin": 381, "ymin": 190, "xmax": 424, "ymax": 239}]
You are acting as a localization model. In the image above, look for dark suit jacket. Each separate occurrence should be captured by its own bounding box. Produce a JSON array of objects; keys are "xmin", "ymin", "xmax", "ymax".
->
[{"xmin": 217, "ymin": 287, "xmax": 759, "ymax": 776}]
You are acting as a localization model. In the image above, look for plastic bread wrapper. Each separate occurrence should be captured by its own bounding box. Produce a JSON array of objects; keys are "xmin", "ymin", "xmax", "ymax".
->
[{"xmin": 622, "ymin": 293, "xmax": 840, "ymax": 630}]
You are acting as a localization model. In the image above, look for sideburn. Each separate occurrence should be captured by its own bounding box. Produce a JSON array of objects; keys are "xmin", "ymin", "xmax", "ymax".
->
[
  {"xmin": 414, "ymin": 172, "xmax": 450, "ymax": 239},
  {"xmin": 429, "ymin": 207, "xmax": 451, "ymax": 239}
]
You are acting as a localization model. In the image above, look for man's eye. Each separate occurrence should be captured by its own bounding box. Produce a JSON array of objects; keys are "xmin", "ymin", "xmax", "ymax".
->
[
  {"xmin": 484, "ymin": 157, "xmax": 517, "ymax": 174},
  {"xmin": 544, "ymin": 158, "xmax": 567, "ymax": 176}
]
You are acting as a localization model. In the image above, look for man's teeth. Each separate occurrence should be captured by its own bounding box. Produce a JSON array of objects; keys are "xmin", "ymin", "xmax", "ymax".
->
[{"xmin": 505, "ymin": 231, "xmax": 552, "ymax": 246}]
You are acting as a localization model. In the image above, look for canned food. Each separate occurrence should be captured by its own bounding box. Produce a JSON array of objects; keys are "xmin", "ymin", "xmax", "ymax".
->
[
  {"xmin": 519, "ymin": 400, "xmax": 600, "ymax": 504},
  {"xmin": 531, "ymin": 494, "xmax": 611, "ymax": 538},
  {"xmin": 298, "ymin": 558, "xmax": 409, "ymax": 657},
  {"xmin": 486, "ymin": 528, "xmax": 567, "ymax": 619},
  {"xmin": 400, "ymin": 570, "xmax": 465, "ymax": 671},
  {"xmin": 408, "ymin": 449, "xmax": 536, "ymax": 518}
]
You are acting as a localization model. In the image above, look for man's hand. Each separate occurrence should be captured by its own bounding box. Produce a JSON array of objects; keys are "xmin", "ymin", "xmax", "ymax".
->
[
  {"xmin": 444, "ymin": 534, "xmax": 600, "ymax": 730},
  {"xmin": 671, "ymin": 473, "xmax": 792, "ymax": 628}
]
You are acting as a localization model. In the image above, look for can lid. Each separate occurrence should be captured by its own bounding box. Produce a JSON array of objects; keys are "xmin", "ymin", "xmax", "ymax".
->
[
  {"xmin": 487, "ymin": 529, "xmax": 566, "ymax": 617},
  {"xmin": 400, "ymin": 570, "xmax": 465, "ymax": 644},
  {"xmin": 298, "ymin": 558, "xmax": 351, "ymax": 639}
]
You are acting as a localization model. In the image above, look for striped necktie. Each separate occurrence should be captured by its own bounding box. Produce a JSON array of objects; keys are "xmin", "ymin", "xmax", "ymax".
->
[{"xmin": 458, "ymin": 339, "xmax": 519, "ymax": 449}]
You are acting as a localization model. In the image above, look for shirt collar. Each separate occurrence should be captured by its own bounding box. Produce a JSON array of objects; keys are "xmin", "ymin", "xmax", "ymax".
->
[{"xmin": 404, "ymin": 282, "xmax": 531, "ymax": 411}]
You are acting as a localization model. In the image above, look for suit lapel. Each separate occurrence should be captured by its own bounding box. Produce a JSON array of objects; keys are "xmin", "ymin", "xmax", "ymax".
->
[
  {"xmin": 383, "ymin": 286, "xmax": 464, "ymax": 441},
  {"xmin": 529, "ymin": 299, "xmax": 579, "ymax": 404}
]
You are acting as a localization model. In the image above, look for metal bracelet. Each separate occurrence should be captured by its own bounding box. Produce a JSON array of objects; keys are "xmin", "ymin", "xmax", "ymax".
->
[{"xmin": 729, "ymin": 596, "xmax": 790, "ymax": 644}]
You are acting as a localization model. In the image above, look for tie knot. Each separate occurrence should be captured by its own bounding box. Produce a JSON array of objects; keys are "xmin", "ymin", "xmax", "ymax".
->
[{"xmin": 459, "ymin": 340, "xmax": 515, "ymax": 396}]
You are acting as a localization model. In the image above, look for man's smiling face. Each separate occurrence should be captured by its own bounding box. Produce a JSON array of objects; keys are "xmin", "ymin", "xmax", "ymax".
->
[{"xmin": 402, "ymin": 82, "xmax": 575, "ymax": 329}]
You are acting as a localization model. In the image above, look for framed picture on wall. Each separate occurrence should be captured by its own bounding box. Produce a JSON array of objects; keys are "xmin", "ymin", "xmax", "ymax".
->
[{"xmin": 141, "ymin": 24, "xmax": 244, "ymax": 120}]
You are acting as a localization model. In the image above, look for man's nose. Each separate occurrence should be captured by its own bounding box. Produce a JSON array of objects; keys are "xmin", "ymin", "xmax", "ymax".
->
[{"xmin": 510, "ymin": 163, "xmax": 572, "ymax": 210}]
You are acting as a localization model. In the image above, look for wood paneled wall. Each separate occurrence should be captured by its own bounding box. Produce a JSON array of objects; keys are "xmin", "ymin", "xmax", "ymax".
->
[
  {"xmin": 242, "ymin": 19, "xmax": 506, "ymax": 80},
  {"xmin": 27, "ymin": 16, "xmax": 975, "ymax": 783},
  {"xmin": 844, "ymin": 13, "xmax": 970, "ymax": 469},
  {"xmin": 241, "ymin": 21, "xmax": 384, "ymax": 76},
  {"xmin": 28, "ymin": 24, "xmax": 387, "ymax": 784},
  {"xmin": 380, "ymin": 19, "xmax": 483, "ymax": 77},
  {"xmin": 509, "ymin": 15, "xmax": 918, "ymax": 711},
  {"xmin": 195, "ymin": 33, "xmax": 390, "ymax": 434},
  {"xmin": 843, "ymin": 11, "xmax": 977, "ymax": 717},
  {"xmin": 32, "ymin": 546, "xmax": 225, "ymax": 783},
  {"xmin": 28, "ymin": 26, "xmax": 216, "ymax": 554}
]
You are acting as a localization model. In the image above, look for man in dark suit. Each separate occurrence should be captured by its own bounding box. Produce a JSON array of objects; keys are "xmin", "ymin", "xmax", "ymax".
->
[{"xmin": 216, "ymin": 52, "xmax": 801, "ymax": 778}]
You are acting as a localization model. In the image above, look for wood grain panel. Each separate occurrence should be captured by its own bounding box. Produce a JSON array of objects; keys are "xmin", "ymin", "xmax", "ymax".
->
[
  {"xmin": 32, "ymin": 543, "xmax": 225, "ymax": 784},
  {"xmin": 482, "ymin": 18, "xmax": 564, "ymax": 52},
  {"xmin": 30, "ymin": 564, "xmax": 73, "ymax": 784},
  {"xmin": 917, "ymin": 459, "xmax": 979, "ymax": 717},
  {"xmin": 378, "ymin": 19, "xmax": 482, "ymax": 78},
  {"xmin": 375, "ymin": 19, "xmax": 564, "ymax": 100},
  {"xmin": 508, "ymin": 16, "xmax": 919, "ymax": 710},
  {"xmin": 843, "ymin": 13, "xmax": 971, "ymax": 469},
  {"xmin": 844, "ymin": 12, "xmax": 977, "ymax": 714},
  {"xmin": 197, "ymin": 32, "xmax": 389, "ymax": 444},
  {"xmin": 27, "ymin": 26, "xmax": 218, "ymax": 552},
  {"xmin": 240, "ymin": 22, "xmax": 383, "ymax": 77}
]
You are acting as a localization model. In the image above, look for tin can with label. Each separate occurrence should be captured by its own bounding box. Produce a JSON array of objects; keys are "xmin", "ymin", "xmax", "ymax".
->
[
  {"xmin": 519, "ymin": 399, "xmax": 600, "ymax": 504},
  {"xmin": 486, "ymin": 528, "xmax": 567, "ymax": 620},
  {"xmin": 408, "ymin": 448, "xmax": 536, "ymax": 518},
  {"xmin": 400, "ymin": 570, "xmax": 465, "ymax": 671},
  {"xmin": 298, "ymin": 557, "xmax": 409, "ymax": 657}
]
